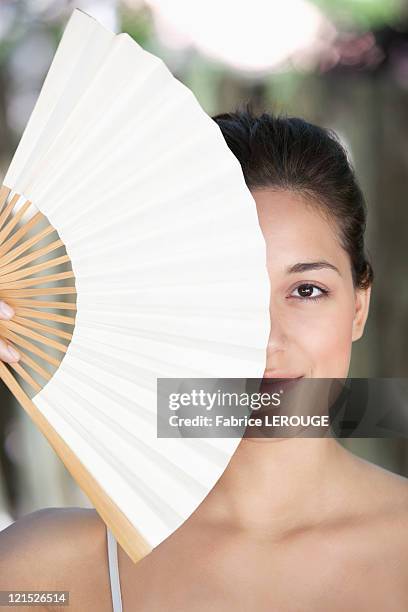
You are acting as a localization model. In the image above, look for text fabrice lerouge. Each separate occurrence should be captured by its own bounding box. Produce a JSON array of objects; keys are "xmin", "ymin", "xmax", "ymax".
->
[{"xmin": 168, "ymin": 414, "xmax": 330, "ymax": 428}]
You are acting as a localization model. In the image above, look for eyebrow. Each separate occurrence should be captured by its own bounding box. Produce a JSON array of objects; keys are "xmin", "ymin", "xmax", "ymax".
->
[{"xmin": 286, "ymin": 260, "xmax": 341, "ymax": 276}]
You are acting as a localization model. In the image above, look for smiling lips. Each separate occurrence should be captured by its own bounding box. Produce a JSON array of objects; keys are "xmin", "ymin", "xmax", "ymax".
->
[
  {"xmin": 262, "ymin": 371, "xmax": 305, "ymax": 381},
  {"xmin": 260, "ymin": 375, "xmax": 304, "ymax": 395}
]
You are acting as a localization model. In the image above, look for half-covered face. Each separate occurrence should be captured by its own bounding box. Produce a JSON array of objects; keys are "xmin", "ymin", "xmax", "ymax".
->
[{"xmin": 252, "ymin": 188, "xmax": 371, "ymax": 380}]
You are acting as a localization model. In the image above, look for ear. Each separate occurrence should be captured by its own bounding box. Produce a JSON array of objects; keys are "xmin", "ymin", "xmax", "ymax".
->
[{"xmin": 352, "ymin": 285, "xmax": 372, "ymax": 341}]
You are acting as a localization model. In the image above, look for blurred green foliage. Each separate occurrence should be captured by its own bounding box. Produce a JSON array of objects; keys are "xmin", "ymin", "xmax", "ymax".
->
[
  {"xmin": 0, "ymin": 0, "xmax": 405, "ymax": 68},
  {"xmin": 120, "ymin": 6, "xmax": 153, "ymax": 47},
  {"xmin": 312, "ymin": 0, "xmax": 404, "ymax": 29}
]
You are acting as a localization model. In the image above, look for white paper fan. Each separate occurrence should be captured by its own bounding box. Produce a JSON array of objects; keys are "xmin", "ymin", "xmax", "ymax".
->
[{"xmin": 0, "ymin": 9, "xmax": 270, "ymax": 562}]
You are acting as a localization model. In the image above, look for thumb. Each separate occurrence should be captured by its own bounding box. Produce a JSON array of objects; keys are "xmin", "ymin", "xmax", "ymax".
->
[{"xmin": 0, "ymin": 338, "xmax": 20, "ymax": 363}]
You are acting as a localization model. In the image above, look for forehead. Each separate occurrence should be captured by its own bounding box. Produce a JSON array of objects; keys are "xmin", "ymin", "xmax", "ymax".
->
[{"xmin": 252, "ymin": 188, "xmax": 347, "ymax": 270}]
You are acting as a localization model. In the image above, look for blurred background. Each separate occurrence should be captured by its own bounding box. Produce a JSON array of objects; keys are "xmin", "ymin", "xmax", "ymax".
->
[{"xmin": 0, "ymin": 0, "xmax": 408, "ymax": 530}]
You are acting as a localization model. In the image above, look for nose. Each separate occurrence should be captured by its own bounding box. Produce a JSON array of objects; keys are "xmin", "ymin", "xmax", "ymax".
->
[{"xmin": 266, "ymin": 311, "xmax": 288, "ymax": 357}]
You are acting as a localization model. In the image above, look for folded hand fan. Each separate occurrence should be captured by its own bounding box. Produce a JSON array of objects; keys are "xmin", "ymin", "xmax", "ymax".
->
[{"xmin": 0, "ymin": 10, "xmax": 270, "ymax": 562}]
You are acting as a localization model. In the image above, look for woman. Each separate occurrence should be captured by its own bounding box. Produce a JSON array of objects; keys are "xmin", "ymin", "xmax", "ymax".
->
[{"xmin": 1, "ymin": 108, "xmax": 408, "ymax": 611}]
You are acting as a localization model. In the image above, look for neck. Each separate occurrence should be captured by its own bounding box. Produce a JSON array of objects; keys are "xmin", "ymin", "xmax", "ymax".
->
[{"xmin": 201, "ymin": 436, "xmax": 356, "ymax": 536}]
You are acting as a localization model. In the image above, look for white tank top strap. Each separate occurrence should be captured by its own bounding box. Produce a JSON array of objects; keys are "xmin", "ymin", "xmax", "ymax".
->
[{"xmin": 106, "ymin": 526, "xmax": 123, "ymax": 612}]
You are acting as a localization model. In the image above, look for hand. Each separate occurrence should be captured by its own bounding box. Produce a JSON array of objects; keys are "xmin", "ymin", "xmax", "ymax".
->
[{"xmin": 0, "ymin": 301, "xmax": 20, "ymax": 363}]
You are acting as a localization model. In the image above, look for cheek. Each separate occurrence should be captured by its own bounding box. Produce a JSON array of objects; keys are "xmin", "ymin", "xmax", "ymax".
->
[{"xmin": 290, "ymin": 298, "xmax": 355, "ymax": 377}]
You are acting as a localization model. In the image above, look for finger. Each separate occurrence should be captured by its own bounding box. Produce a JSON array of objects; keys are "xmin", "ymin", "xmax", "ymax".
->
[
  {"xmin": 0, "ymin": 301, "xmax": 15, "ymax": 320},
  {"xmin": 0, "ymin": 338, "xmax": 20, "ymax": 363}
]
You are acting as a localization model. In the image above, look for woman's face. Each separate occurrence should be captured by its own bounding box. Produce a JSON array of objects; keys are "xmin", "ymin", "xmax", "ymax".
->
[{"xmin": 252, "ymin": 188, "xmax": 371, "ymax": 379}]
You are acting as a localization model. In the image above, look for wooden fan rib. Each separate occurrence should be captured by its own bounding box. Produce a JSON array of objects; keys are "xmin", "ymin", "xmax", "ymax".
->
[
  {"xmin": 1, "ymin": 328, "xmax": 61, "ymax": 367},
  {"xmin": 13, "ymin": 315, "xmax": 73, "ymax": 341},
  {"xmin": 0, "ymin": 239, "xmax": 65, "ymax": 274},
  {"xmin": 1, "ymin": 320, "xmax": 68, "ymax": 353},
  {"xmin": 0, "ymin": 211, "xmax": 45, "ymax": 258},
  {"xmin": 0, "ymin": 185, "xmax": 11, "ymax": 215},
  {"xmin": 1, "ymin": 287, "xmax": 76, "ymax": 298},
  {"xmin": 7, "ymin": 299, "xmax": 76, "ymax": 311},
  {"xmin": 0, "ymin": 200, "xmax": 32, "ymax": 244},
  {"xmin": 17, "ymin": 348, "xmax": 52, "ymax": 381},
  {"xmin": 0, "ymin": 189, "xmax": 78, "ymax": 451},
  {"xmin": 0, "ymin": 193, "xmax": 21, "ymax": 233},
  {"xmin": 0, "ymin": 271, "xmax": 75, "ymax": 289},
  {"xmin": 14, "ymin": 308, "xmax": 75, "ymax": 325},
  {"xmin": 0, "ymin": 255, "xmax": 71, "ymax": 283},
  {"xmin": 0, "ymin": 224, "xmax": 56, "ymax": 266},
  {"xmin": 9, "ymin": 361, "xmax": 42, "ymax": 393}
]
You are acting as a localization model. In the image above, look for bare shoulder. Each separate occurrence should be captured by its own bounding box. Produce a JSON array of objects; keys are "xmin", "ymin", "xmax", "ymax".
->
[
  {"xmin": 0, "ymin": 507, "xmax": 112, "ymax": 611},
  {"xmin": 375, "ymin": 466, "xmax": 408, "ymax": 550},
  {"xmin": 359, "ymin": 456, "xmax": 408, "ymax": 506},
  {"xmin": 349, "ymin": 456, "xmax": 408, "ymax": 561}
]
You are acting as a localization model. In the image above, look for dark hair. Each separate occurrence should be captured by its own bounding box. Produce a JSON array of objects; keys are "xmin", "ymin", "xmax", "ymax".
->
[{"xmin": 212, "ymin": 104, "xmax": 374, "ymax": 290}]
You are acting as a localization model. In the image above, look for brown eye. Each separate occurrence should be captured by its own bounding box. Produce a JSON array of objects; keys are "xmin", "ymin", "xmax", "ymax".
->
[{"xmin": 290, "ymin": 283, "xmax": 328, "ymax": 301}]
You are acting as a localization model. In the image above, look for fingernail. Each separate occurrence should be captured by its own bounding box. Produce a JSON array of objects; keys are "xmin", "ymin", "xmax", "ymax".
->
[
  {"xmin": 0, "ymin": 301, "xmax": 14, "ymax": 318},
  {"xmin": 7, "ymin": 345, "xmax": 20, "ymax": 361}
]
